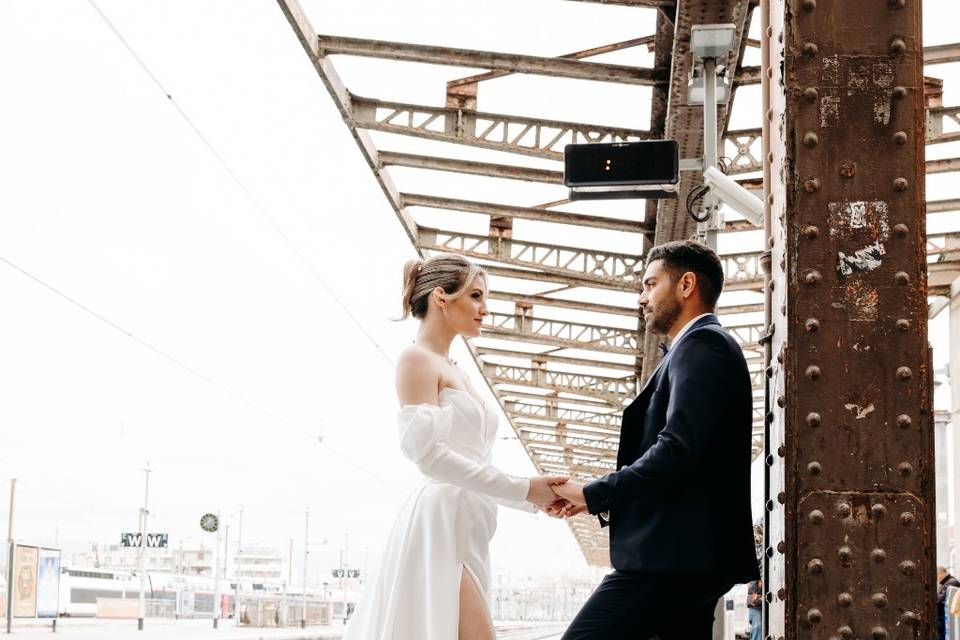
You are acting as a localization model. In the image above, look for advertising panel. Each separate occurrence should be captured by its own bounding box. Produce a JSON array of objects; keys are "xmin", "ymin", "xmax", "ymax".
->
[
  {"xmin": 12, "ymin": 545, "xmax": 38, "ymax": 618},
  {"xmin": 36, "ymin": 548, "xmax": 60, "ymax": 618}
]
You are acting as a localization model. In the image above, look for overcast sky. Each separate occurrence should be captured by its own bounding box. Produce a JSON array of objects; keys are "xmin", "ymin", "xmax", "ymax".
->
[{"xmin": 1, "ymin": 0, "xmax": 957, "ymax": 584}]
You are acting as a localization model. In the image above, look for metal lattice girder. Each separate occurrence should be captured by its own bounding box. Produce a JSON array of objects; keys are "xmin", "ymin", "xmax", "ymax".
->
[
  {"xmin": 476, "ymin": 346, "xmax": 636, "ymax": 373},
  {"xmin": 725, "ymin": 110, "xmax": 960, "ymax": 174},
  {"xmin": 417, "ymin": 227, "xmax": 640, "ymax": 288},
  {"xmin": 928, "ymin": 105, "xmax": 960, "ymax": 144},
  {"xmin": 486, "ymin": 291, "xmax": 641, "ymax": 318},
  {"xmin": 494, "ymin": 388, "xmax": 618, "ymax": 411},
  {"xmin": 483, "ymin": 362, "xmax": 635, "ymax": 406},
  {"xmin": 402, "ymin": 193, "xmax": 648, "ymax": 234},
  {"xmin": 383, "ymin": 152, "xmax": 563, "ymax": 184},
  {"xmin": 533, "ymin": 452, "xmax": 617, "ymax": 473},
  {"xmin": 481, "ymin": 311, "xmax": 639, "ymax": 355},
  {"xmin": 520, "ymin": 432, "xmax": 620, "ymax": 457},
  {"xmin": 508, "ymin": 403, "xmax": 624, "ymax": 430},
  {"xmin": 352, "ymin": 95, "xmax": 652, "ymax": 161},
  {"xmin": 315, "ymin": 35, "xmax": 667, "ymax": 85},
  {"xmin": 486, "ymin": 291, "xmax": 765, "ymax": 318}
]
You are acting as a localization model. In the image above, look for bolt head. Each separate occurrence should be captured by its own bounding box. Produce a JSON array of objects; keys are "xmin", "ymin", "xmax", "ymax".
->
[
  {"xmin": 803, "ymin": 42, "xmax": 819, "ymax": 56},
  {"xmin": 837, "ymin": 592, "xmax": 853, "ymax": 607},
  {"xmin": 803, "ymin": 132, "xmax": 819, "ymax": 147},
  {"xmin": 871, "ymin": 548, "xmax": 887, "ymax": 563},
  {"xmin": 893, "ymin": 131, "xmax": 908, "ymax": 145},
  {"xmin": 807, "ymin": 461, "xmax": 822, "ymax": 476},
  {"xmin": 897, "ymin": 414, "xmax": 912, "ymax": 428},
  {"xmin": 894, "ymin": 177, "xmax": 909, "ymax": 191},
  {"xmin": 808, "ymin": 509, "xmax": 824, "ymax": 524},
  {"xmin": 806, "ymin": 412, "xmax": 821, "ymax": 428},
  {"xmin": 900, "ymin": 511, "xmax": 915, "ymax": 525},
  {"xmin": 806, "ymin": 608, "xmax": 822, "ymax": 624},
  {"xmin": 890, "ymin": 37, "xmax": 906, "ymax": 54}
]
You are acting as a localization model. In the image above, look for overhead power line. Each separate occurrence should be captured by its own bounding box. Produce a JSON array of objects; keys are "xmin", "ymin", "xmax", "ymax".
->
[{"xmin": 84, "ymin": 0, "xmax": 395, "ymax": 368}]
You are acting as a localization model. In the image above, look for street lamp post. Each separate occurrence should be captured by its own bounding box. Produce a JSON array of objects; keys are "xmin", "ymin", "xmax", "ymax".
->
[{"xmin": 137, "ymin": 464, "xmax": 151, "ymax": 631}]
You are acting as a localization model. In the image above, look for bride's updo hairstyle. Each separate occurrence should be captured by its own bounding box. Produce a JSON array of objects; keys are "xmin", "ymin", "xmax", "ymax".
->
[{"xmin": 400, "ymin": 255, "xmax": 486, "ymax": 320}]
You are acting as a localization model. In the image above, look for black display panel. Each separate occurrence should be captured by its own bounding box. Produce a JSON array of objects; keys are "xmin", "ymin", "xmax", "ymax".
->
[{"xmin": 564, "ymin": 140, "xmax": 679, "ymax": 187}]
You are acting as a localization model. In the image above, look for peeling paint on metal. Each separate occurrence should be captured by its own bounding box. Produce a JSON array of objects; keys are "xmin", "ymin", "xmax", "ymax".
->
[
  {"xmin": 842, "ymin": 281, "xmax": 880, "ymax": 321},
  {"xmin": 820, "ymin": 94, "xmax": 840, "ymax": 127},
  {"xmin": 844, "ymin": 402, "xmax": 875, "ymax": 419}
]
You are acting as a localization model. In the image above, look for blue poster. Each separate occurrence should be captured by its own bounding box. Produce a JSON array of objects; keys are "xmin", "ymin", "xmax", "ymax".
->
[{"xmin": 36, "ymin": 548, "xmax": 60, "ymax": 618}]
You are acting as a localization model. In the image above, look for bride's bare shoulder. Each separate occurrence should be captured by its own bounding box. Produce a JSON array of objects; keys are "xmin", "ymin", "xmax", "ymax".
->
[{"xmin": 396, "ymin": 345, "xmax": 441, "ymax": 405}]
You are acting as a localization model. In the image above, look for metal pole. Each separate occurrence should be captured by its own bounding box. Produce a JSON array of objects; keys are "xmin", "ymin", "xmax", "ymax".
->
[
  {"xmin": 212, "ymin": 512, "xmax": 221, "ymax": 629},
  {"xmin": 6, "ymin": 479, "xmax": 16, "ymax": 634},
  {"xmin": 341, "ymin": 534, "xmax": 349, "ymax": 624},
  {"xmin": 223, "ymin": 525, "xmax": 229, "ymax": 622},
  {"xmin": 301, "ymin": 511, "xmax": 308, "ymax": 629},
  {"xmin": 701, "ymin": 58, "xmax": 719, "ymax": 250},
  {"xmin": 235, "ymin": 508, "xmax": 242, "ymax": 625},
  {"xmin": 137, "ymin": 465, "xmax": 151, "ymax": 631}
]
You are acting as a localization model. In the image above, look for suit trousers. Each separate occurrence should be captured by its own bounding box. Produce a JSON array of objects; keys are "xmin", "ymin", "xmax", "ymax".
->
[{"xmin": 560, "ymin": 570, "xmax": 734, "ymax": 640}]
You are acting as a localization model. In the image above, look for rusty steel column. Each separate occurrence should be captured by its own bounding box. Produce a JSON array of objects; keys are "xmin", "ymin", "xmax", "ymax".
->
[{"xmin": 765, "ymin": 1, "xmax": 935, "ymax": 639}]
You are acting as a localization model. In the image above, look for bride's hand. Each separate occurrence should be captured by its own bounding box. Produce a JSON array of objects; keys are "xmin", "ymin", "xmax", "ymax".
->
[{"xmin": 526, "ymin": 475, "xmax": 568, "ymax": 507}]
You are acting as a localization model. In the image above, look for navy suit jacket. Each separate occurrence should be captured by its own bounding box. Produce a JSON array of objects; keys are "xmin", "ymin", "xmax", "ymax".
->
[{"xmin": 583, "ymin": 314, "xmax": 760, "ymax": 584}]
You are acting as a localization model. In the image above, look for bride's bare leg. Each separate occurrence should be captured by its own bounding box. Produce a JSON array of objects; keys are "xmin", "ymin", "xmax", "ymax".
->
[{"xmin": 459, "ymin": 567, "xmax": 495, "ymax": 640}]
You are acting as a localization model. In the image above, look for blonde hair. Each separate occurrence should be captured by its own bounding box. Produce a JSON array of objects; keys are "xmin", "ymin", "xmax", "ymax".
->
[{"xmin": 400, "ymin": 255, "xmax": 486, "ymax": 320}]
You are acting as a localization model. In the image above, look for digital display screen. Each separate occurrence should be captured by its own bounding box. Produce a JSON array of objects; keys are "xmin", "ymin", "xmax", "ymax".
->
[{"xmin": 564, "ymin": 140, "xmax": 679, "ymax": 187}]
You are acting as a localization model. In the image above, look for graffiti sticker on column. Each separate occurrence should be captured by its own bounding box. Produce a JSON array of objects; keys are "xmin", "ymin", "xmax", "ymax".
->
[{"xmin": 828, "ymin": 200, "xmax": 890, "ymax": 276}]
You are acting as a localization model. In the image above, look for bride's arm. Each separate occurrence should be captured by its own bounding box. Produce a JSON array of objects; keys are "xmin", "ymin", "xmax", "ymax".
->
[
  {"xmin": 396, "ymin": 348, "xmax": 531, "ymax": 504},
  {"xmin": 398, "ymin": 403, "xmax": 531, "ymax": 503}
]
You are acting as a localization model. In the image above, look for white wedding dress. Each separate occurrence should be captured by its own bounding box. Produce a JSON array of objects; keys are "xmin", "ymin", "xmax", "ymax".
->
[{"xmin": 343, "ymin": 386, "xmax": 534, "ymax": 640}]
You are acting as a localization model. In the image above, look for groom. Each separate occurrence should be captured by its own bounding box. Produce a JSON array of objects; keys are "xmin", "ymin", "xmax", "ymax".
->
[{"xmin": 551, "ymin": 240, "xmax": 759, "ymax": 639}]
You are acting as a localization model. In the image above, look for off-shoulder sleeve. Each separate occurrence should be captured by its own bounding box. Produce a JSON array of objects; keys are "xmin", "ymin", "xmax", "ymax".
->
[{"xmin": 397, "ymin": 403, "xmax": 530, "ymax": 505}]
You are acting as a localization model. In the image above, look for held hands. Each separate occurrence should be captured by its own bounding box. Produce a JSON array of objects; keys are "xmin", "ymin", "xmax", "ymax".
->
[
  {"xmin": 526, "ymin": 476, "xmax": 588, "ymax": 519},
  {"xmin": 547, "ymin": 481, "xmax": 587, "ymax": 518}
]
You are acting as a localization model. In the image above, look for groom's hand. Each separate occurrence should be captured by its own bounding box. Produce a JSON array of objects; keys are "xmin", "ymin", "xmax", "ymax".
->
[
  {"xmin": 551, "ymin": 480, "xmax": 586, "ymax": 507},
  {"xmin": 543, "ymin": 497, "xmax": 571, "ymax": 518},
  {"xmin": 527, "ymin": 475, "xmax": 568, "ymax": 507}
]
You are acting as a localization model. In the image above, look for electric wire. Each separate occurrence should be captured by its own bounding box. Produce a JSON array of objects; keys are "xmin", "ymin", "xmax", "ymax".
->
[
  {"xmin": 0, "ymin": 254, "xmax": 398, "ymax": 494},
  {"xmin": 84, "ymin": 0, "xmax": 395, "ymax": 369}
]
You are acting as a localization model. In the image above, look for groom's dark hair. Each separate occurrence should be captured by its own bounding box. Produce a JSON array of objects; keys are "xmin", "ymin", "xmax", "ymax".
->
[{"xmin": 646, "ymin": 240, "xmax": 724, "ymax": 308}]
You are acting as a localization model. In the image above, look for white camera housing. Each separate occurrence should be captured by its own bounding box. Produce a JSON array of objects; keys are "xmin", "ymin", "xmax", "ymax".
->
[{"xmin": 702, "ymin": 166, "xmax": 763, "ymax": 226}]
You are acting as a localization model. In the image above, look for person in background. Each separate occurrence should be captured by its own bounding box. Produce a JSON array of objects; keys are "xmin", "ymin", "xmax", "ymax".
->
[
  {"xmin": 938, "ymin": 566, "xmax": 960, "ymax": 640},
  {"xmin": 747, "ymin": 579, "xmax": 762, "ymax": 640}
]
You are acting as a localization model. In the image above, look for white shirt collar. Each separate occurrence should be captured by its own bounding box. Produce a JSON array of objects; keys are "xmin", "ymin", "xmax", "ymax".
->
[{"xmin": 669, "ymin": 312, "xmax": 714, "ymax": 350}]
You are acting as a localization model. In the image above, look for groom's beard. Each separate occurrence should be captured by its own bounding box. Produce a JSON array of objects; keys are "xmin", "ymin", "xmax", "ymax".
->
[{"xmin": 646, "ymin": 295, "xmax": 681, "ymax": 336}]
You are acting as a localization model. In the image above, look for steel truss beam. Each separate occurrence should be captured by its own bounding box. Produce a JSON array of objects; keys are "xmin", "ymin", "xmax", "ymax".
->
[
  {"xmin": 509, "ymin": 404, "xmax": 624, "ymax": 430},
  {"xmin": 316, "ymin": 35, "xmax": 666, "ymax": 85},
  {"xmin": 382, "ymin": 152, "xmax": 563, "ymax": 184},
  {"xmin": 481, "ymin": 311, "xmax": 639, "ymax": 355},
  {"xmin": 418, "ymin": 226, "xmax": 640, "ymax": 288},
  {"xmin": 484, "ymin": 363, "xmax": 635, "ymax": 407},
  {"xmin": 402, "ymin": 193, "xmax": 647, "ymax": 234},
  {"xmin": 476, "ymin": 346, "xmax": 636, "ymax": 373},
  {"xmin": 492, "ymin": 388, "xmax": 621, "ymax": 411},
  {"xmin": 352, "ymin": 95, "xmax": 651, "ymax": 161},
  {"xmin": 725, "ymin": 111, "xmax": 960, "ymax": 174}
]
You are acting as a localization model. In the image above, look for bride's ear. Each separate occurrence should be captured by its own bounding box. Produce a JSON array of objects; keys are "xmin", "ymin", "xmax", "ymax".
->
[{"xmin": 432, "ymin": 287, "xmax": 446, "ymax": 309}]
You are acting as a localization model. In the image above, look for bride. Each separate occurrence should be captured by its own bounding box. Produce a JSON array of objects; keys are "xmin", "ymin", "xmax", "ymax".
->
[{"xmin": 343, "ymin": 255, "xmax": 569, "ymax": 640}]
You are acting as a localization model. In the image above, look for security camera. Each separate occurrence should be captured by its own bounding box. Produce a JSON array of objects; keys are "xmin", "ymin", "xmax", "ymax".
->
[{"xmin": 702, "ymin": 166, "xmax": 763, "ymax": 227}]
